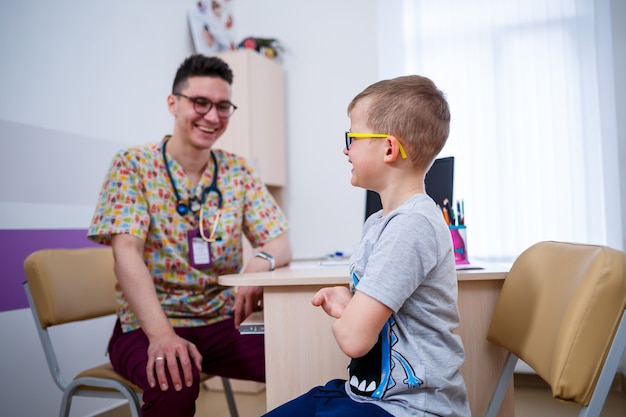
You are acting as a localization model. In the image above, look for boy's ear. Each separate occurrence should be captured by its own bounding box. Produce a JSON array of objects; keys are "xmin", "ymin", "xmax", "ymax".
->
[{"xmin": 383, "ymin": 135, "xmax": 402, "ymax": 162}]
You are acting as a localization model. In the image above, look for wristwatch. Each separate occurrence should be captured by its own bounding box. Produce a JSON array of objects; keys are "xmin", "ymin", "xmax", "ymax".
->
[{"xmin": 255, "ymin": 251, "xmax": 275, "ymax": 271}]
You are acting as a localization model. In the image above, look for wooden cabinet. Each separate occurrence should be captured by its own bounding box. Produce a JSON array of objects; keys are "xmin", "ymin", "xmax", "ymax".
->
[
  {"xmin": 215, "ymin": 49, "xmax": 287, "ymax": 196},
  {"xmin": 214, "ymin": 49, "xmax": 287, "ymax": 266}
]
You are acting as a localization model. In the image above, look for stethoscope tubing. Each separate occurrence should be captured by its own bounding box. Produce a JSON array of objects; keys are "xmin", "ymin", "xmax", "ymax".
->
[{"xmin": 161, "ymin": 138, "xmax": 223, "ymax": 216}]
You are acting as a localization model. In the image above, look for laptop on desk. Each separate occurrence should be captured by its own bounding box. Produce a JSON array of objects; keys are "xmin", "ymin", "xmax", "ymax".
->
[{"xmin": 239, "ymin": 311, "xmax": 265, "ymax": 334}]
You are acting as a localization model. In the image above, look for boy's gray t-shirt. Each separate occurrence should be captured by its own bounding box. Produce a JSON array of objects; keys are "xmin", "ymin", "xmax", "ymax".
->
[{"xmin": 345, "ymin": 193, "xmax": 470, "ymax": 417}]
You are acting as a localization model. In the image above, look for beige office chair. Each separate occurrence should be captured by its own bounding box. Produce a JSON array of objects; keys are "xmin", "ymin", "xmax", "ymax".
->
[
  {"xmin": 483, "ymin": 241, "xmax": 626, "ymax": 417},
  {"xmin": 24, "ymin": 247, "xmax": 239, "ymax": 417}
]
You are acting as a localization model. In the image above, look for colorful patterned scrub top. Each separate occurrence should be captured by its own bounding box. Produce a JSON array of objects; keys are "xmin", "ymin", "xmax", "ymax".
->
[{"xmin": 88, "ymin": 138, "xmax": 288, "ymax": 332}]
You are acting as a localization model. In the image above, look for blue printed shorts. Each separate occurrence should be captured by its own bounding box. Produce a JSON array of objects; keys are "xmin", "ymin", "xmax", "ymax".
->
[{"xmin": 262, "ymin": 379, "xmax": 393, "ymax": 417}]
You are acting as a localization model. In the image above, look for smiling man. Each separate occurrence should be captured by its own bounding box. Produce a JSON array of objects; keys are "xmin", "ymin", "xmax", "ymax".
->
[{"xmin": 88, "ymin": 54, "xmax": 292, "ymax": 417}]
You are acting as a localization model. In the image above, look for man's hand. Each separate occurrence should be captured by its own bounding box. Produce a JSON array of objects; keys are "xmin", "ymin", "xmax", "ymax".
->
[
  {"xmin": 233, "ymin": 285, "xmax": 263, "ymax": 328},
  {"xmin": 146, "ymin": 333, "xmax": 203, "ymax": 391}
]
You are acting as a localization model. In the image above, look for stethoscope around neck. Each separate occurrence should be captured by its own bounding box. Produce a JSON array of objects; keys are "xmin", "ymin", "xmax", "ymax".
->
[{"xmin": 162, "ymin": 138, "xmax": 223, "ymax": 242}]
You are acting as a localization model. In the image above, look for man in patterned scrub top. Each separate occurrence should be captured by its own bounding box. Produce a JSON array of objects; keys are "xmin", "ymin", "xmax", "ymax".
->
[{"xmin": 88, "ymin": 54, "xmax": 292, "ymax": 417}]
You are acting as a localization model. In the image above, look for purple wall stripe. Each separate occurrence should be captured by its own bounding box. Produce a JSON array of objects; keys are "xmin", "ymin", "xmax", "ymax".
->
[{"xmin": 0, "ymin": 229, "xmax": 101, "ymax": 312}]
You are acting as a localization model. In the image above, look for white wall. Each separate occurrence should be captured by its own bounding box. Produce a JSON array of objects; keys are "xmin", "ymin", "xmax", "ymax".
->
[
  {"xmin": 0, "ymin": 0, "xmax": 373, "ymax": 255},
  {"xmin": 0, "ymin": 1, "xmax": 377, "ymax": 416},
  {"xmin": 233, "ymin": 0, "xmax": 379, "ymax": 258}
]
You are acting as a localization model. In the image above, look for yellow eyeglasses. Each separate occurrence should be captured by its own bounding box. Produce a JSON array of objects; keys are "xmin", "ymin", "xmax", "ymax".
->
[{"xmin": 344, "ymin": 132, "xmax": 408, "ymax": 159}]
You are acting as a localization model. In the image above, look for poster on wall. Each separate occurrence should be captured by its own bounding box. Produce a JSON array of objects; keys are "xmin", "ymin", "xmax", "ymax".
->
[{"xmin": 187, "ymin": 0, "xmax": 235, "ymax": 54}]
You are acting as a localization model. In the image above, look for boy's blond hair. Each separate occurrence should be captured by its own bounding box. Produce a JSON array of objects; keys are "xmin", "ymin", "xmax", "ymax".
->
[{"xmin": 348, "ymin": 75, "xmax": 450, "ymax": 170}]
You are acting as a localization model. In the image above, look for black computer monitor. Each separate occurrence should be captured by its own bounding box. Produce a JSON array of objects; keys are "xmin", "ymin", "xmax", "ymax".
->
[{"xmin": 365, "ymin": 156, "xmax": 454, "ymax": 220}]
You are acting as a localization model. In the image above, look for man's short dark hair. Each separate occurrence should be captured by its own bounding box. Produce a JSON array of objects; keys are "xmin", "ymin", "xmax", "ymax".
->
[{"xmin": 172, "ymin": 54, "xmax": 234, "ymax": 93}]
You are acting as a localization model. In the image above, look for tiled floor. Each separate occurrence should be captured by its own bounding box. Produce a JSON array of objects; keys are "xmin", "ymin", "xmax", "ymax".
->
[{"xmin": 104, "ymin": 374, "xmax": 626, "ymax": 417}]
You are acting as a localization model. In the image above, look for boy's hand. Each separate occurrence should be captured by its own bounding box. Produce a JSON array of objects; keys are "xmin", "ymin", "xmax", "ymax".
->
[{"xmin": 311, "ymin": 286, "xmax": 353, "ymax": 318}]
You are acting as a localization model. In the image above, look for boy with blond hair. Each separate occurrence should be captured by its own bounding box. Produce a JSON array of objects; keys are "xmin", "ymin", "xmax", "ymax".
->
[{"xmin": 263, "ymin": 75, "xmax": 469, "ymax": 416}]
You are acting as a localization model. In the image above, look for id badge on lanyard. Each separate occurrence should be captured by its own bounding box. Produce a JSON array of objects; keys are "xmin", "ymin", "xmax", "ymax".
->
[
  {"xmin": 188, "ymin": 229, "xmax": 212, "ymax": 268},
  {"xmin": 187, "ymin": 208, "xmax": 222, "ymax": 269}
]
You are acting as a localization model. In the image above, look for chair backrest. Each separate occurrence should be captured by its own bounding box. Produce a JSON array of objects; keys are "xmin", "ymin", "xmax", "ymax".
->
[
  {"xmin": 24, "ymin": 247, "xmax": 117, "ymax": 328},
  {"xmin": 487, "ymin": 241, "xmax": 626, "ymax": 406}
]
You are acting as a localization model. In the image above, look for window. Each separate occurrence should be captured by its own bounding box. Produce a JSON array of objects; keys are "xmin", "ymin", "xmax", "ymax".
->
[{"xmin": 378, "ymin": 0, "xmax": 622, "ymax": 261}]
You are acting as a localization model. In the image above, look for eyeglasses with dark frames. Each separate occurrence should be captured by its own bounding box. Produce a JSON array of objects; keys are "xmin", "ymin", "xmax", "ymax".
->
[
  {"xmin": 344, "ymin": 132, "xmax": 408, "ymax": 159},
  {"xmin": 174, "ymin": 93, "xmax": 237, "ymax": 118}
]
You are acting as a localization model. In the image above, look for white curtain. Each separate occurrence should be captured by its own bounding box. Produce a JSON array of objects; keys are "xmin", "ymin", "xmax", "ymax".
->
[{"xmin": 378, "ymin": 0, "xmax": 622, "ymax": 262}]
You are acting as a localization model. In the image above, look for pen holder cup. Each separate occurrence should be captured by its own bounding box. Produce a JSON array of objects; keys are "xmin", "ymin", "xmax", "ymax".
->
[{"xmin": 449, "ymin": 225, "xmax": 469, "ymax": 265}]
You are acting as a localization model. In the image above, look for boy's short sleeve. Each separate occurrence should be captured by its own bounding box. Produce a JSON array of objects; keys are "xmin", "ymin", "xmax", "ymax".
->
[{"xmin": 355, "ymin": 212, "xmax": 440, "ymax": 312}]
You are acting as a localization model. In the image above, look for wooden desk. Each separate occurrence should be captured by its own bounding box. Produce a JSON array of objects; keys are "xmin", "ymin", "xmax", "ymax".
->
[{"xmin": 219, "ymin": 263, "xmax": 513, "ymax": 416}]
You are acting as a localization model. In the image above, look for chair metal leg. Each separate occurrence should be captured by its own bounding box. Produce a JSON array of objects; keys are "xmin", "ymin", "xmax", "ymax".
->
[
  {"xmin": 59, "ymin": 390, "xmax": 73, "ymax": 417},
  {"xmin": 221, "ymin": 378, "xmax": 240, "ymax": 417},
  {"xmin": 483, "ymin": 353, "xmax": 518, "ymax": 417},
  {"xmin": 59, "ymin": 381, "xmax": 142, "ymax": 417},
  {"xmin": 578, "ymin": 311, "xmax": 626, "ymax": 417}
]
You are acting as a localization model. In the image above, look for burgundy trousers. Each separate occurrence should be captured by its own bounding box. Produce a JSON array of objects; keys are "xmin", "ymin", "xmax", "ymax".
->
[{"xmin": 108, "ymin": 318, "xmax": 264, "ymax": 417}]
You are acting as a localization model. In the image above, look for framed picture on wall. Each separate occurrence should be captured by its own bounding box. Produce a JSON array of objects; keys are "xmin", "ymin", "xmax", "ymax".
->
[{"xmin": 187, "ymin": 1, "xmax": 235, "ymax": 54}]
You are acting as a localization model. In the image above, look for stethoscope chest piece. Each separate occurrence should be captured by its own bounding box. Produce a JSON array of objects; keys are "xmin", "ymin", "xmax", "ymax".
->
[{"xmin": 176, "ymin": 203, "xmax": 189, "ymax": 216}]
